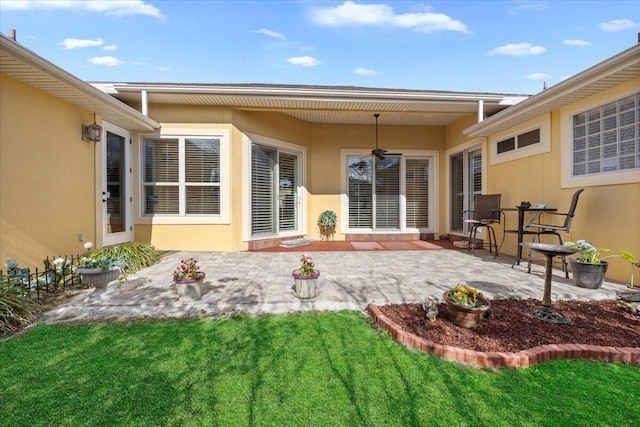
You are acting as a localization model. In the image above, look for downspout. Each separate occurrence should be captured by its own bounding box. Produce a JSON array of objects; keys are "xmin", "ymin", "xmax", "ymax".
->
[
  {"xmin": 477, "ymin": 100, "xmax": 484, "ymax": 123},
  {"xmin": 141, "ymin": 90, "xmax": 148, "ymax": 116}
]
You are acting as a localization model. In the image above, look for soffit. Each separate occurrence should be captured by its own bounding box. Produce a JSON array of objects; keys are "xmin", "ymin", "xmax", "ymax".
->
[
  {"xmin": 0, "ymin": 35, "xmax": 158, "ymax": 131},
  {"xmin": 104, "ymin": 84, "xmax": 521, "ymax": 126}
]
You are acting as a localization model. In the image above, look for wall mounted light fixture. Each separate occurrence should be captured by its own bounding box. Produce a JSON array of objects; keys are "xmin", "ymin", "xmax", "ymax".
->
[{"xmin": 82, "ymin": 114, "xmax": 102, "ymax": 142}]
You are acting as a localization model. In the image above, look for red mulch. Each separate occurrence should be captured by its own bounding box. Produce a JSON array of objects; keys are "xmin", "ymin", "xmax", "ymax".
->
[{"xmin": 378, "ymin": 299, "xmax": 640, "ymax": 353}]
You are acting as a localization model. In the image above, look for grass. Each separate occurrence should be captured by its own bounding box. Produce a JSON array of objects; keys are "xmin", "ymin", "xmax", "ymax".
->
[{"xmin": 1, "ymin": 312, "xmax": 638, "ymax": 426}]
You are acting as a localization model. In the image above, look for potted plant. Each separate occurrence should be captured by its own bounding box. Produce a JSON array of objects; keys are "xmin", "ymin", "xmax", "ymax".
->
[
  {"xmin": 173, "ymin": 257, "xmax": 205, "ymax": 301},
  {"xmin": 292, "ymin": 254, "xmax": 320, "ymax": 299},
  {"xmin": 76, "ymin": 242, "xmax": 124, "ymax": 287},
  {"xmin": 564, "ymin": 240, "xmax": 613, "ymax": 289},
  {"xmin": 443, "ymin": 284, "xmax": 490, "ymax": 328},
  {"xmin": 317, "ymin": 210, "xmax": 337, "ymax": 241}
]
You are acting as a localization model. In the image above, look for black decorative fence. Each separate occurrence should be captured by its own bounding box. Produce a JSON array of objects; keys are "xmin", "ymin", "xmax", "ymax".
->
[{"xmin": 0, "ymin": 255, "xmax": 84, "ymax": 301}]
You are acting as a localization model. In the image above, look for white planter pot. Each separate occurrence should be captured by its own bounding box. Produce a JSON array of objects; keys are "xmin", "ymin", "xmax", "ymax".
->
[
  {"xmin": 79, "ymin": 267, "xmax": 121, "ymax": 287},
  {"xmin": 174, "ymin": 273, "xmax": 205, "ymax": 301},
  {"xmin": 292, "ymin": 269, "xmax": 320, "ymax": 299}
]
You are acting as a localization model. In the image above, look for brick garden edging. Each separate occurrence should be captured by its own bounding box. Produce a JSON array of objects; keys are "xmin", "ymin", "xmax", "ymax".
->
[{"xmin": 367, "ymin": 303, "xmax": 640, "ymax": 368}]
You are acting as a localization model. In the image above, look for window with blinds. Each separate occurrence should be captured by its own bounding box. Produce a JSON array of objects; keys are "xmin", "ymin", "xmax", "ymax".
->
[
  {"xmin": 450, "ymin": 153, "xmax": 465, "ymax": 232},
  {"xmin": 348, "ymin": 157, "xmax": 373, "ymax": 228},
  {"xmin": 251, "ymin": 143, "xmax": 300, "ymax": 237},
  {"xmin": 406, "ymin": 158, "xmax": 429, "ymax": 228},
  {"xmin": 142, "ymin": 137, "xmax": 221, "ymax": 216},
  {"xmin": 572, "ymin": 92, "xmax": 639, "ymax": 176},
  {"xmin": 375, "ymin": 157, "xmax": 400, "ymax": 229},
  {"xmin": 251, "ymin": 145, "xmax": 276, "ymax": 235}
]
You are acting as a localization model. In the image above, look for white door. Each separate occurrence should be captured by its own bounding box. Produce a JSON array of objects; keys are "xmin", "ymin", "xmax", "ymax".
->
[{"xmin": 102, "ymin": 122, "xmax": 133, "ymax": 246}]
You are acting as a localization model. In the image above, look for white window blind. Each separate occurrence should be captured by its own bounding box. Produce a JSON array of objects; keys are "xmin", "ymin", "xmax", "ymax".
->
[
  {"xmin": 279, "ymin": 152, "xmax": 297, "ymax": 231},
  {"xmin": 375, "ymin": 157, "xmax": 400, "ymax": 229},
  {"xmin": 451, "ymin": 153, "xmax": 465, "ymax": 231},
  {"xmin": 143, "ymin": 138, "xmax": 179, "ymax": 215},
  {"xmin": 348, "ymin": 157, "xmax": 373, "ymax": 229},
  {"xmin": 406, "ymin": 158, "xmax": 430, "ymax": 228},
  {"xmin": 251, "ymin": 145, "xmax": 276, "ymax": 235},
  {"xmin": 143, "ymin": 137, "xmax": 222, "ymax": 216}
]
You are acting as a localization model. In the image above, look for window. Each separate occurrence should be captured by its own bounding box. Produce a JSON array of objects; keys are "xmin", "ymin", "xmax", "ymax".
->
[
  {"xmin": 496, "ymin": 128, "xmax": 541, "ymax": 154},
  {"xmin": 143, "ymin": 137, "xmax": 221, "ymax": 216},
  {"xmin": 572, "ymin": 92, "xmax": 639, "ymax": 176},
  {"xmin": 347, "ymin": 155, "xmax": 432, "ymax": 231}
]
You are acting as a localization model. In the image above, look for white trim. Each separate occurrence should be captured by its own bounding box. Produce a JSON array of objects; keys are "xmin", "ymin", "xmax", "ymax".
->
[
  {"xmin": 489, "ymin": 114, "xmax": 551, "ymax": 165},
  {"xmin": 242, "ymin": 132, "xmax": 307, "ymax": 242},
  {"xmin": 340, "ymin": 149, "xmax": 438, "ymax": 235},
  {"xmin": 135, "ymin": 128, "xmax": 231, "ymax": 224},
  {"xmin": 561, "ymin": 88, "xmax": 640, "ymax": 188}
]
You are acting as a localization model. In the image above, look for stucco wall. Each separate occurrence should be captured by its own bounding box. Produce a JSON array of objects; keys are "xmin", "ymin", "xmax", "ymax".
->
[
  {"xmin": 486, "ymin": 81, "xmax": 640, "ymax": 283},
  {"xmin": 0, "ymin": 74, "xmax": 97, "ymax": 268}
]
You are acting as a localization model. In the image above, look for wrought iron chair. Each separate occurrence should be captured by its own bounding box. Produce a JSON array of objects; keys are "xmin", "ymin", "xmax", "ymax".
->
[
  {"xmin": 464, "ymin": 194, "xmax": 502, "ymax": 256},
  {"xmin": 524, "ymin": 188, "xmax": 584, "ymax": 277}
]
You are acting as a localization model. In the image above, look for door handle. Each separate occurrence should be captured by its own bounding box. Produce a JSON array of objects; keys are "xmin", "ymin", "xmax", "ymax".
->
[{"xmin": 102, "ymin": 191, "xmax": 110, "ymax": 203}]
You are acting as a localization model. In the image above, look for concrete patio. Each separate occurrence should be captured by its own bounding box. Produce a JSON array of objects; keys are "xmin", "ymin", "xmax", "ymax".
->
[{"xmin": 43, "ymin": 244, "xmax": 633, "ymax": 323}]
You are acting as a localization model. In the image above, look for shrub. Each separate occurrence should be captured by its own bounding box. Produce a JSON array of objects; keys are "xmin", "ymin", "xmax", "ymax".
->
[
  {"xmin": 90, "ymin": 242, "xmax": 159, "ymax": 273},
  {"xmin": 0, "ymin": 283, "xmax": 34, "ymax": 336}
]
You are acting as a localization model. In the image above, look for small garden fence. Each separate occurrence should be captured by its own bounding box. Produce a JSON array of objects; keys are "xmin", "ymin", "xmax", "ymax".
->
[{"xmin": 1, "ymin": 255, "xmax": 85, "ymax": 301}]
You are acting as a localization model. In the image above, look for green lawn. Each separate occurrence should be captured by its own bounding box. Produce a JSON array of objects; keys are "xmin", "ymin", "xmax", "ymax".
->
[{"xmin": 1, "ymin": 311, "xmax": 638, "ymax": 426}]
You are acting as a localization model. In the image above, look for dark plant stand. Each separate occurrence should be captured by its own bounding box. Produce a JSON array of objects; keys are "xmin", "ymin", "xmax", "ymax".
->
[{"xmin": 521, "ymin": 243, "xmax": 578, "ymax": 324}]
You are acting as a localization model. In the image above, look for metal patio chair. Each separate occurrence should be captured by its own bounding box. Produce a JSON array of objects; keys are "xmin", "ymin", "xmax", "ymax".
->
[
  {"xmin": 524, "ymin": 188, "xmax": 584, "ymax": 277},
  {"xmin": 464, "ymin": 194, "xmax": 502, "ymax": 256}
]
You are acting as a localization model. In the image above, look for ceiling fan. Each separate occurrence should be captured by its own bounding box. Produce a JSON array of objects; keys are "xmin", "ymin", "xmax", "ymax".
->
[{"xmin": 371, "ymin": 113, "xmax": 400, "ymax": 160}]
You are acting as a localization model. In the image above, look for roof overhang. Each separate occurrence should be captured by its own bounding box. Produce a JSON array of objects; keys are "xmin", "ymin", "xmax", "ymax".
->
[
  {"xmin": 0, "ymin": 33, "xmax": 158, "ymax": 131},
  {"xmin": 464, "ymin": 43, "xmax": 640, "ymax": 138},
  {"xmin": 95, "ymin": 82, "xmax": 528, "ymax": 126}
]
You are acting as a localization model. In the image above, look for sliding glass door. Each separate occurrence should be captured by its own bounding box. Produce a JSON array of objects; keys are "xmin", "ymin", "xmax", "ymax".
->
[
  {"xmin": 251, "ymin": 143, "xmax": 299, "ymax": 237},
  {"xmin": 450, "ymin": 148, "xmax": 481, "ymax": 233}
]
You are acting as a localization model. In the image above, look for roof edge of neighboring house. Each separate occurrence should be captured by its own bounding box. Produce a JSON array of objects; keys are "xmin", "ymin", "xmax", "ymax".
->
[
  {"xmin": 464, "ymin": 43, "xmax": 640, "ymax": 138},
  {"xmin": 0, "ymin": 33, "xmax": 158, "ymax": 130}
]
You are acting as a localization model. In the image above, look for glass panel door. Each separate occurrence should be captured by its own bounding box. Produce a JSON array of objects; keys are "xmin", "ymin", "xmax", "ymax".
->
[
  {"xmin": 251, "ymin": 143, "xmax": 300, "ymax": 237},
  {"xmin": 102, "ymin": 123, "xmax": 132, "ymax": 246},
  {"xmin": 375, "ymin": 156, "xmax": 400, "ymax": 230},
  {"xmin": 450, "ymin": 148, "xmax": 482, "ymax": 234}
]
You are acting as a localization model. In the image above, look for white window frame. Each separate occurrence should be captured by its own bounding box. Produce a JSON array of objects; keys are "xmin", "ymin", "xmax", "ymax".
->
[
  {"xmin": 489, "ymin": 114, "xmax": 551, "ymax": 165},
  {"xmin": 340, "ymin": 149, "xmax": 438, "ymax": 235},
  {"xmin": 561, "ymin": 89, "xmax": 640, "ymax": 188},
  {"xmin": 242, "ymin": 132, "xmax": 307, "ymax": 242},
  {"xmin": 136, "ymin": 128, "xmax": 230, "ymax": 224}
]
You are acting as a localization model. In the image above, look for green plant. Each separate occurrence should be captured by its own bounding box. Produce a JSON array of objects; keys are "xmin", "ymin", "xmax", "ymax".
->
[
  {"xmin": 88, "ymin": 241, "xmax": 159, "ymax": 273},
  {"xmin": 620, "ymin": 250, "xmax": 639, "ymax": 288},
  {"xmin": 0, "ymin": 285, "xmax": 34, "ymax": 336},
  {"xmin": 317, "ymin": 210, "xmax": 337, "ymax": 227},
  {"xmin": 173, "ymin": 258, "xmax": 202, "ymax": 281},
  {"xmin": 445, "ymin": 284, "xmax": 484, "ymax": 307},
  {"xmin": 564, "ymin": 240, "xmax": 612, "ymax": 264},
  {"xmin": 296, "ymin": 254, "xmax": 316, "ymax": 276}
]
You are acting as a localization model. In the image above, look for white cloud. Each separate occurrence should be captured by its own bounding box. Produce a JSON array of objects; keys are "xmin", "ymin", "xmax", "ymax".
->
[
  {"xmin": 286, "ymin": 56, "xmax": 321, "ymax": 67},
  {"xmin": 508, "ymin": 1, "xmax": 548, "ymax": 14},
  {"xmin": 158, "ymin": 66, "xmax": 171, "ymax": 72},
  {"xmin": 600, "ymin": 18, "xmax": 637, "ymax": 32},
  {"xmin": 102, "ymin": 44, "xmax": 118, "ymax": 51},
  {"xmin": 563, "ymin": 39, "xmax": 591, "ymax": 47},
  {"xmin": 488, "ymin": 43, "xmax": 546, "ymax": 56},
  {"xmin": 255, "ymin": 29, "xmax": 285, "ymax": 40},
  {"xmin": 354, "ymin": 67, "xmax": 378, "ymax": 76},
  {"xmin": 2, "ymin": 0, "xmax": 163, "ymax": 19},
  {"xmin": 89, "ymin": 56, "xmax": 124, "ymax": 67},
  {"xmin": 60, "ymin": 38, "xmax": 103, "ymax": 50},
  {"xmin": 525, "ymin": 73, "xmax": 550, "ymax": 80},
  {"xmin": 311, "ymin": 1, "xmax": 468, "ymax": 33}
]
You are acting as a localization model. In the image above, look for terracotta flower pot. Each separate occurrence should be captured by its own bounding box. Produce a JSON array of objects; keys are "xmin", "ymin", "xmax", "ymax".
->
[
  {"xmin": 443, "ymin": 291, "xmax": 491, "ymax": 329},
  {"xmin": 174, "ymin": 272, "xmax": 205, "ymax": 301},
  {"xmin": 292, "ymin": 269, "xmax": 320, "ymax": 299}
]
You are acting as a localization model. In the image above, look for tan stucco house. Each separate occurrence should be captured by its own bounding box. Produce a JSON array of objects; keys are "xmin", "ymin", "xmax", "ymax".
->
[{"xmin": 1, "ymin": 32, "xmax": 638, "ymax": 282}]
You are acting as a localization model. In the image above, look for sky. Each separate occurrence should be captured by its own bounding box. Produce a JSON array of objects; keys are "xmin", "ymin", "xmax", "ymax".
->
[{"xmin": 1, "ymin": 0, "xmax": 638, "ymax": 95}]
